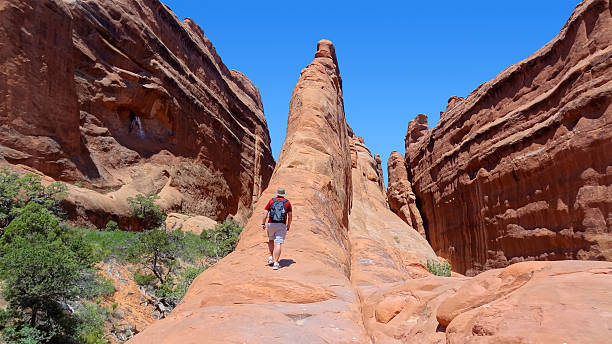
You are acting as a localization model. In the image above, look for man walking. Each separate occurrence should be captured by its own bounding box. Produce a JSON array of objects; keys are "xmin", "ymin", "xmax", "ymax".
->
[{"xmin": 261, "ymin": 188, "xmax": 292, "ymax": 270}]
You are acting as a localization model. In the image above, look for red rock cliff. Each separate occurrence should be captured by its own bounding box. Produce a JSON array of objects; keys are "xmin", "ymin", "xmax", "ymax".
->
[
  {"xmin": 0, "ymin": 0, "xmax": 274, "ymax": 226},
  {"xmin": 406, "ymin": 0, "xmax": 612, "ymax": 275}
]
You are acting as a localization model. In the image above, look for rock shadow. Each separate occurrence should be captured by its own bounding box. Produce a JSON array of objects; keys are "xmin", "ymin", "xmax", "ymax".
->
[{"xmin": 279, "ymin": 259, "xmax": 296, "ymax": 268}]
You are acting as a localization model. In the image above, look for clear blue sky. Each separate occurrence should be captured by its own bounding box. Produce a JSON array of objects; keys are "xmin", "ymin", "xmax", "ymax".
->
[{"xmin": 163, "ymin": 0, "xmax": 581, "ymax": 185}]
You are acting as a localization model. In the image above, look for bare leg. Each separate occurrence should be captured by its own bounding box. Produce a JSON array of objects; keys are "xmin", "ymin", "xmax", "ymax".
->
[
  {"xmin": 273, "ymin": 241, "xmax": 282, "ymax": 262},
  {"xmin": 267, "ymin": 240, "xmax": 274, "ymax": 256}
]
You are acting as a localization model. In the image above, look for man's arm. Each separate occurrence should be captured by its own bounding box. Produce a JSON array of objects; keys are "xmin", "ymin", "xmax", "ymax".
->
[
  {"xmin": 286, "ymin": 212, "xmax": 292, "ymax": 231},
  {"xmin": 261, "ymin": 210, "xmax": 269, "ymax": 230}
]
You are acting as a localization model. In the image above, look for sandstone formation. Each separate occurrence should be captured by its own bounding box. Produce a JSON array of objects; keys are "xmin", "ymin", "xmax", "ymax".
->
[
  {"xmin": 361, "ymin": 260, "xmax": 612, "ymax": 344},
  {"xmin": 348, "ymin": 132, "xmax": 436, "ymax": 292},
  {"xmin": 405, "ymin": 0, "xmax": 612, "ymax": 275},
  {"xmin": 0, "ymin": 0, "xmax": 274, "ymax": 227},
  {"xmin": 387, "ymin": 151, "xmax": 426, "ymax": 238},
  {"xmin": 128, "ymin": 39, "xmax": 373, "ymax": 344},
  {"xmin": 129, "ymin": 35, "xmax": 612, "ymax": 344},
  {"xmin": 165, "ymin": 213, "xmax": 217, "ymax": 235}
]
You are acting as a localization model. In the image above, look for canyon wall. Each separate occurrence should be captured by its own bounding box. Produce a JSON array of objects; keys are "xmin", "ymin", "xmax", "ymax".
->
[
  {"xmin": 405, "ymin": 0, "xmax": 612, "ymax": 275},
  {"xmin": 0, "ymin": 0, "xmax": 274, "ymax": 226}
]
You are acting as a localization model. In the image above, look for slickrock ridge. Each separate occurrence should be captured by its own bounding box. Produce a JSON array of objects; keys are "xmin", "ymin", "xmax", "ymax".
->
[
  {"xmin": 405, "ymin": 0, "xmax": 612, "ymax": 275},
  {"xmin": 438, "ymin": 261, "xmax": 612, "ymax": 343},
  {"xmin": 0, "ymin": 0, "xmax": 274, "ymax": 226},
  {"xmin": 387, "ymin": 151, "xmax": 426, "ymax": 238},
  {"xmin": 348, "ymin": 134, "xmax": 436, "ymax": 291},
  {"xmin": 128, "ymin": 39, "xmax": 372, "ymax": 344}
]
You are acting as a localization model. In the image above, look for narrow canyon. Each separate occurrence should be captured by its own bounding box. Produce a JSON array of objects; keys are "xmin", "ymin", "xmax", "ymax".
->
[{"xmin": 0, "ymin": 0, "xmax": 611, "ymax": 343}]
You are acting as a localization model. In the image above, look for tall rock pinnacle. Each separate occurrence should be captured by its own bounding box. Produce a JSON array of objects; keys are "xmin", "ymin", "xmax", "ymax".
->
[{"xmin": 128, "ymin": 39, "xmax": 369, "ymax": 343}]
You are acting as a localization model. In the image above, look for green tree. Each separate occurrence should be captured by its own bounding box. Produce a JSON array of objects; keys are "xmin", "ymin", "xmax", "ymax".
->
[
  {"xmin": 0, "ymin": 169, "xmax": 67, "ymax": 228},
  {"xmin": 104, "ymin": 220, "xmax": 119, "ymax": 231},
  {"xmin": 127, "ymin": 193, "xmax": 166, "ymax": 229},
  {"xmin": 0, "ymin": 203, "xmax": 98, "ymax": 343},
  {"xmin": 128, "ymin": 228, "xmax": 184, "ymax": 285},
  {"xmin": 200, "ymin": 220, "xmax": 243, "ymax": 259}
]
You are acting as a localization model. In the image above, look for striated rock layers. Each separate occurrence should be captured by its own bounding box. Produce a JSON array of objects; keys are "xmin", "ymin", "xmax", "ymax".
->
[
  {"xmin": 0, "ymin": 0, "xmax": 274, "ymax": 227},
  {"xmin": 387, "ymin": 150, "xmax": 426, "ymax": 238},
  {"xmin": 405, "ymin": 0, "xmax": 612, "ymax": 275}
]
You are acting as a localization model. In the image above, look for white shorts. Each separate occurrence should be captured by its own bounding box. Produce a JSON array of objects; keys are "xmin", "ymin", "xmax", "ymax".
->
[{"xmin": 267, "ymin": 223, "xmax": 287, "ymax": 243}]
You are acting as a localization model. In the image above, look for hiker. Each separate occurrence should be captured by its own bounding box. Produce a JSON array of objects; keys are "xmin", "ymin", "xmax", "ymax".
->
[{"xmin": 261, "ymin": 188, "xmax": 292, "ymax": 270}]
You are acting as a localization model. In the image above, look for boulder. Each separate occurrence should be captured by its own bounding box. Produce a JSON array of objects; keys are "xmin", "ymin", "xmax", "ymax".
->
[{"xmin": 165, "ymin": 213, "xmax": 217, "ymax": 235}]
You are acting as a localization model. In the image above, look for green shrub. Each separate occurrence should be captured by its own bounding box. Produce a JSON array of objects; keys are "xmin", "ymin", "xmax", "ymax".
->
[
  {"xmin": 75, "ymin": 303, "xmax": 110, "ymax": 344},
  {"xmin": 127, "ymin": 193, "xmax": 166, "ymax": 230},
  {"xmin": 66, "ymin": 225, "xmax": 137, "ymax": 262},
  {"xmin": 0, "ymin": 203, "xmax": 101, "ymax": 342},
  {"xmin": 426, "ymin": 259, "xmax": 452, "ymax": 277},
  {"xmin": 104, "ymin": 220, "xmax": 119, "ymax": 232},
  {"xmin": 133, "ymin": 271, "xmax": 157, "ymax": 287},
  {"xmin": 1, "ymin": 324, "xmax": 53, "ymax": 344},
  {"xmin": 127, "ymin": 228, "xmax": 184, "ymax": 284},
  {"xmin": 181, "ymin": 232, "xmax": 208, "ymax": 263},
  {"xmin": 200, "ymin": 220, "xmax": 243, "ymax": 259},
  {"xmin": 79, "ymin": 273, "xmax": 115, "ymax": 299},
  {"xmin": 154, "ymin": 266, "xmax": 206, "ymax": 306},
  {"xmin": 0, "ymin": 169, "xmax": 67, "ymax": 227}
]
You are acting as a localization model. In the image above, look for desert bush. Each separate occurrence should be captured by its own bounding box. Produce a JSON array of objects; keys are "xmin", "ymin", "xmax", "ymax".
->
[
  {"xmin": 127, "ymin": 228, "xmax": 184, "ymax": 284},
  {"xmin": 75, "ymin": 303, "xmax": 110, "ymax": 344},
  {"xmin": 66, "ymin": 224, "xmax": 136, "ymax": 262},
  {"xmin": 104, "ymin": 220, "xmax": 119, "ymax": 231},
  {"xmin": 0, "ymin": 169, "xmax": 67, "ymax": 227},
  {"xmin": 0, "ymin": 203, "xmax": 110, "ymax": 343},
  {"xmin": 133, "ymin": 271, "xmax": 157, "ymax": 287},
  {"xmin": 154, "ymin": 265, "xmax": 206, "ymax": 306},
  {"xmin": 200, "ymin": 220, "xmax": 243, "ymax": 259},
  {"xmin": 1, "ymin": 324, "xmax": 53, "ymax": 344},
  {"xmin": 127, "ymin": 193, "xmax": 165, "ymax": 229},
  {"xmin": 426, "ymin": 259, "xmax": 452, "ymax": 277}
]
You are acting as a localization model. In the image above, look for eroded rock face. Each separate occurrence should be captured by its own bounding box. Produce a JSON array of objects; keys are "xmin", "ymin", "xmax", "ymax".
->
[
  {"xmin": 387, "ymin": 151, "xmax": 426, "ymax": 238},
  {"xmin": 127, "ymin": 39, "xmax": 370, "ymax": 344},
  {"xmin": 348, "ymin": 133, "xmax": 436, "ymax": 287},
  {"xmin": 406, "ymin": 0, "xmax": 612, "ymax": 275},
  {"xmin": 0, "ymin": 0, "xmax": 274, "ymax": 226}
]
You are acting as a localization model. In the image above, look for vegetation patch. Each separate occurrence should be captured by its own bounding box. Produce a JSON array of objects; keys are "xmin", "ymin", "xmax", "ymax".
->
[
  {"xmin": 0, "ymin": 171, "xmax": 243, "ymax": 343},
  {"xmin": 426, "ymin": 259, "xmax": 452, "ymax": 277}
]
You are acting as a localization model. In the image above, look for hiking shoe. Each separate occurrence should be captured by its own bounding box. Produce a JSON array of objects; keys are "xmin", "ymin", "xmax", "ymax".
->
[
  {"xmin": 268, "ymin": 256, "xmax": 274, "ymax": 265},
  {"xmin": 272, "ymin": 262, "xmax": 280, "ymax": 270}
]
